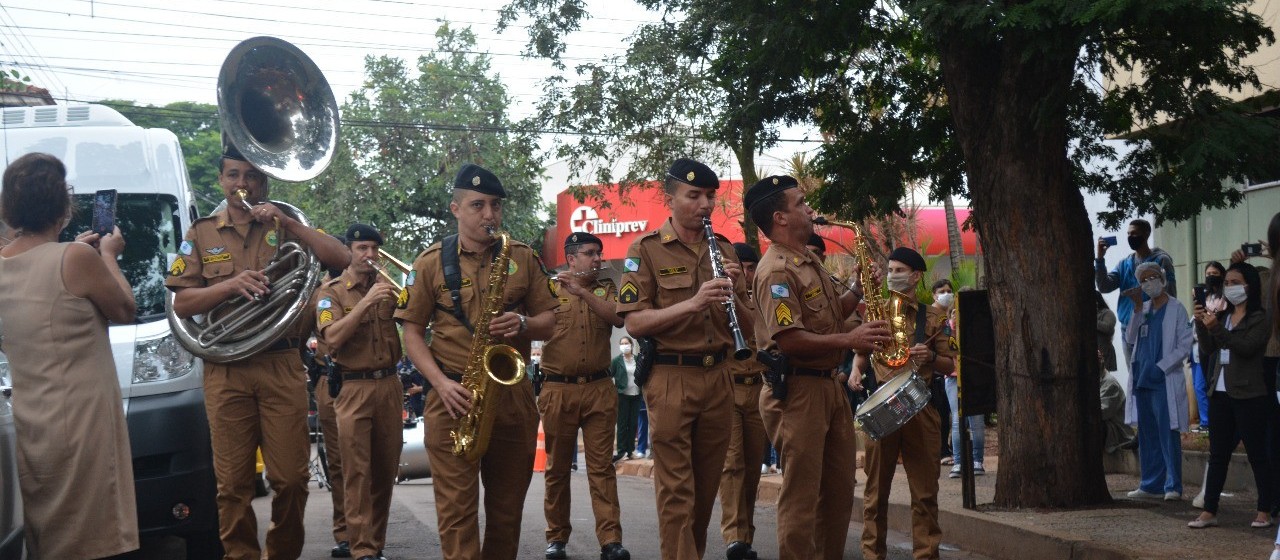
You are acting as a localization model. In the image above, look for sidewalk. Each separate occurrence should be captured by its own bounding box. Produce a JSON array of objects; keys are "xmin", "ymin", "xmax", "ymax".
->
[{"xmin": 616, "ymin": 455, "xmax": 1279, "ymax": 560}]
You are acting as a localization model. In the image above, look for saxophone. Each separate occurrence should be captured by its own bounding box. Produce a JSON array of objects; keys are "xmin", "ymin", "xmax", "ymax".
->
[
  {"xmin": 812, "ymin": 217, "xmax": 914, "ymax": 369},
  {"xmin": 451, "ymin": 227, "xmax": 528, "ymax": 462}
]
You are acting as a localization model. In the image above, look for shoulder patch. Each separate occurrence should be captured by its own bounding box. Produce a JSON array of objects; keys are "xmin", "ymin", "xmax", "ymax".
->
[
  {"xmin": 405, "ymin": 270, "xmax": 416, "ymax": 286},
  {"xmin": 169, "ymin": 257, "xmax": 186, "ymax": 276},
  {"xmin": 397, "ymin": 288, "xmax": 410, "ymax": 308},
  {"xmin": 318, "ymin": 309, "xmax": 334, "ymax": 324},
  {"xmin": 318, "ymin": 298, "xmax": 333, "ymax": 309},
  {"xmin": 775, "ymin": 302, "xmax": 794, "ymax": 326},
  {"xmin": 593, "ymin": 286, "xmax": 607, "ymax": 297},
  {"xmin": 623, "ymin": 257, "xmax": 641, "ymax": 272},
  {"xmin": 770, "ymin": 283, "xmax": 790, "ymax": 299},
  {"xmin": 548, "ymin": 278, "xmax": 559, "ymax": 297},
  {"xmin": 179, "ymin": 240, "xmax": 194, "ymax": 256},
  {"xmin": 620, "ymin": 281, "xmax": 639, "ymax": 304}
]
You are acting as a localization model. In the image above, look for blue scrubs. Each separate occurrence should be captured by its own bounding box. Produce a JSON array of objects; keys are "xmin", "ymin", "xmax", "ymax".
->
[{"xmin": 1133, "ymin": 306, "xmax": 1183, "ymax": 494}]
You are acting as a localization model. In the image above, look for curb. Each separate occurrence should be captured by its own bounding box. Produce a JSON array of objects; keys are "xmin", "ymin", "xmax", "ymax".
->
[{"xmin": 615, "ymin": 460, "xmax": 1140, "ymax": 560}]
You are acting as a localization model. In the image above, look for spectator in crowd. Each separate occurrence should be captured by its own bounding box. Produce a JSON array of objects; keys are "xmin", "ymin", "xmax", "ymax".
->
[
  {"xmin": 1188, "ymin": 262, "xmax": 1275, "ymax": 530},
  {"xmin": 1123, "ymin": 262, "xmax": 1193, "ymax": 501},
  {"xmin": 1097, "ymin": 219, "xmax": 1178, "ymax": 363},
  {"xmin": 612, "ymin": 336, "xmax": 642, "ymax": 462},
  {"xmin": 401, "ymin": 356, "xmax": 427, "ymax": 419},
  {"xmin": 636, "ymin": 398, "xmax": 650, "ymax": 460},
  {"xmin": 1097, "ymin": 290, "xmax": 1135, "ymax": 454},
  {"xmin": 1097, "ymin": 291, "xmax": 1119, "ymax": 374},
  {"xmin": 1190, "ymin": 262, "xmax": 1228, "ymax": 432},
  {"xmin": 934, "ymin": 279, "xmax": 974, "ymax": 476},
  {"xmin": 0, "ymin": 152, "xmax": 140, "ymax": 559}
]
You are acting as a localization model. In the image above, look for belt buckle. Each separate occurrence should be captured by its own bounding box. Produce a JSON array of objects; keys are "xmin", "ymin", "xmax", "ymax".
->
[
  {"xmin": 743, "ymin": 376, "xmax": 756, "ymax": 386},
  {"xmin": 576, "ymin": 376, "xmax": 589, "ymax": 385},
  {"xmin": 374, "ymin": 370, "xmax": 386, "ymax": 380},
  {"xmin": 702, "ymin": 355, "xmax": 714, "ymax": 368}
]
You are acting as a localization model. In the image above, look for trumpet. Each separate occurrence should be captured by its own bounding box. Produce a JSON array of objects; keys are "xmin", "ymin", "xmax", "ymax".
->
[
  {"xmin": 549, "ymin": 264, "xmax": 612, "ymax": 281},
  {"xmin": 365, "ymin": 248, "xmax": 412, "ymax": 291}
]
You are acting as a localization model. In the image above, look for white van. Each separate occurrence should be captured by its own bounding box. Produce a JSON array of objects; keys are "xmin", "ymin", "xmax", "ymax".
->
[{"xmin": 0, "ymin": 104, "xmax": 220, "ymax": 557}]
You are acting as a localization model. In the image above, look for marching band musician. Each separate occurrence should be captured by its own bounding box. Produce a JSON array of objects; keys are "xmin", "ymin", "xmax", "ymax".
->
[
  {"xmin": 615, "ymin": 158, "xmax": 751, "ymax": 560},
  {"xmin": 395, "ymin": 164, "xmax": 558, "ymax": 560},
  {"xmin": 540, "ymin": 231, "xmax": 631, "ymax": 560},
  {"xmin": 744, "ymin": 176, "xmax": 891, "ymax": 559},
  {"xmin": 314, "ymin": 224, "xmax": 404, "ymax": 560},
  {"xmin": 718, "ymin": 242, "xmax": 768, "ymax": 560},
  {"xmin": 166, "ymin": 146, "xmax": 350, "ymax": 559},
  {"xmin": 310, "ymin": 235, "xmax": 352, "ymax": 558},
  {"xmin": 852, "ymin": 247, "xmax": 956, "ymax": 560}
]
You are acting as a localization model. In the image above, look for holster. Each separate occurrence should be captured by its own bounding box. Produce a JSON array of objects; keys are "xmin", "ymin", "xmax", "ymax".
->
[
  {"xmin": 531, "ymin": 363, "xmax": 545, "ymax": 397},
  {"xmin": 634, "ymin": 337, "xmax": 656, "ymax": 388},
  {"xmin": 756, "ymin": 349, "xmax": 790, "ymax": 401},
  {"xmin": 327, "ymin": 359, "xmax": 342, "ymax": 399}
]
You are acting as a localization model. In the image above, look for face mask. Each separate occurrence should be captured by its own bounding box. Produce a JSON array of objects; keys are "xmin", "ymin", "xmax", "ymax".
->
[
  {"xmin": 1140, "ymin": 278, "xmax": 1165, "ymax": 299},
  {"xmin": 935, "ymin": 292, "xmax": 954, "ymax": 308},
  {"xmin": 1127, "ymin": 235, "xmax": 1145, "ymax": 251},
  {"xmin": 887, "ymin": 272, "xmax": 914, "ymax": 293},
  {"xmin": 530, "ymin": 355, "xmax": 540, "ymax": 364},
  {"xmin": 1223, "ymin": 285, "xmax": 1247, "ymax": 306},
  {"xmin": 619, "ymin": 344, "xmax": 632, "ymax": 354},
  {"xmin": 1205, "ymin": 275, "xmax": 1223, "ymax": 290}
]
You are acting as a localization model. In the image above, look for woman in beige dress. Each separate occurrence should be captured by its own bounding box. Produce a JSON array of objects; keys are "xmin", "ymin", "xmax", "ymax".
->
[{"xmin": 0, "ymin": 152, "xmax": 139, "ymax": 559}]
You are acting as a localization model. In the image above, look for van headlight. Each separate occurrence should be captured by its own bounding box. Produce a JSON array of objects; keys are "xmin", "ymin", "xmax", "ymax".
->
[{"xmin": 133, "ymin": 333, "xmax": 197, "ymax": 383}]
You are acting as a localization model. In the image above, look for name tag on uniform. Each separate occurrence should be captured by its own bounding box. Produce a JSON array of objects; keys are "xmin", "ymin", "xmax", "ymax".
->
[
  {"xmin": 201, "ymin": 253, "xmax": 232, "ymax": 264},
  {"xmin": 438, "ymin": 279, "xmax": 473, "ymax": 292},
  {"xmin": 1139, "ymin": 324, "xmax": 1149, "ymax": 338},
  {"xmin": 803, "ymin": 286, "xmax": 823, "ymax": 301},
  {"xmin": 1220, "ymin": 349, "xmax": 1231, "ymax": 365},
  {"xmin": 658, "ymin": 266, "xmax": 688, "ymax": 276}
]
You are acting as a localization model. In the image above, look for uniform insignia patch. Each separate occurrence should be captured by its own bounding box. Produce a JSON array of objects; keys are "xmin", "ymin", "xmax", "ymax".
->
[
  {"xmin": 397, "ymin": 288, "xmax": 410, "ymax": 308},
  {"xmin": 169, "ymin": 257, "xmax": 186, "ymax": 276},
  {"xmin": 406, "ymin": 271, "xmax": 416, "ymax": 286},
  {"xmin": 548, "ymin": 278, "xmax": 559, "ymax": 297},
  {"xmin": 508, "ymin": 260, "xmax": 518, "ymax": 275},
  {"xmin": 266, "ymin": 230, "xmax": 278, "ymax": 247},
  {"xmin": 686, "ymin": 171, "xmax": 696, "ymax": 181},
  {"xmin": 472, "ymin": 175, "xmax": 481, "ymax": 186},
  {"xmin": 770, "ymin": 283, "xmax": 790, "ymax": 298},
  {"xmin": 803, "ymin": 286, "xmax": 823, "ymax": 301},
  {"xmin": 318, "ymin": 298, "xmax": 333, "ymax": 309},
  {"xmin": 593, "ymin": 287, "xmax": 607, "ymax": 297},
  {"xmin": 775, "ymin": 302, "xmax": 794, "ymax": 326},
  {"xmin": 792, "ymin": 257, "xmax": 801, "ymax": 265},
  {"xmin": 560, "ymin": 297, "xmax": 571, "ymax": 304},
  {"xmin": 343, "ymin": 307, "xmax": 353, "ymax": 313},
  {"xmin": 179, "ymin": 240, "xmax": 193, "ymax": 256},
  {"xmin": 619, "ymin": 282, "xmax": 639, "ymax": 304},
  {"xmin": 206, "ymin": 246, "xmax": 226, "ymax": 255},
  {"xmin": 949, "ymin": 336, "xmax": 959, "ymax": 351},
  {"xmin": 662, "ymin": 234, "xmax": 673, "ymax": 241},
  {"xmin": 201, "ymin": 253, "xmax": 232, "ymax": 264},
  {"xmin": 658, "ymin": 266, "xmax": 687, "ymax": 276},
  {"xmin": 438, "ymin": 279, "xmax": 473, "ymax": 292},
  {"xmin": 318, "ymin": 309, "xmax": 334, "ymax": 324},
  {"xmin": 623, "ymin": 257, "xmax": 640, "ymax": 272}
]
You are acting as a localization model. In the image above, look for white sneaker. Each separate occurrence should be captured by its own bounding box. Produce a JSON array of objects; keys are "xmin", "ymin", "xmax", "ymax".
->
[
  {"xmin": 973, "ymin": 462, "xmax": 986, "ymax": 476},
  {"xmin": 1127, "ymin": 489, "xmax": 1162, "ymax": 499},
  {"xmin": 761, "ymin": 464, "xmax": 768, "ymax": 474},
  {"xmin": 1164, "ymin": 491, "xmax": 1182, "ymax": 501},
  {"xmin": 1268, "ymin": 547, "xmax": 1280, "ymax": 560},
  {"xmin": 948, "ymin": 465, "xmax": 961, "ymax": 479}
]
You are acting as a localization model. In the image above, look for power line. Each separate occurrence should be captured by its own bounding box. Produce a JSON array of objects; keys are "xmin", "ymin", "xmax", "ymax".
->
[{"xmin": 0, "ymin": 6, "xmax": 68, "ymax": 95}]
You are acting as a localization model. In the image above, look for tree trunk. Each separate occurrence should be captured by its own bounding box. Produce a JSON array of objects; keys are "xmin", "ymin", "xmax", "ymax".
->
[
  {"xmin": 732, "ymin": 135, "xmax": 761, "ymax": 249},
  {"xmin": 943, "ymin": 196, "xmax": 963, "ymax": 271},
  {"xmin": 935, "ymin": 30, "xmax": 1111, "ymax": 508}
]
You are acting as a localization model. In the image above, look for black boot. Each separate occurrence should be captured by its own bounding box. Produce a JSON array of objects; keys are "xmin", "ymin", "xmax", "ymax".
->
[
  {"xmin": 600, "ymin": 542, "xmax": 631, "ymax": 560},
  {"xmin": 546, "ymin": 541, "xmax": 568, "ymax": 560},
  {"xmin": 331, "ymin": 541, "xmax": 351, "ymax": 558}
]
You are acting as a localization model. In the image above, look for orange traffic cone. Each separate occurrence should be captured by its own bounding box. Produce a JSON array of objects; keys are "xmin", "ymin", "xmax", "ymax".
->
[{"xmin": 533, "ymin": 420, "xmax": 547, "ymax": 473}]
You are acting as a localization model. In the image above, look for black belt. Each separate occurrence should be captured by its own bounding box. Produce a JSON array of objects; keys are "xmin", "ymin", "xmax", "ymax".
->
[
  {"xmin": 654, "ymin": 350, "xmax": 726, "ymax": 368},
  {"xmin": 733, "ymin": 374, "xmax": 763, "ymax": 386},
  {"xmin": 341, "ymin": 367, "xmax": 397, "ymax": 382},
  {"xmin": 791, "ymin": 367, "xmax": 833, "ymax": 378},
  {"xmin": 264, "ymin": 337, "xmax": 302, "ymax": 353},
  {"xmin": 544, "ymin": 371, "xmax": 611, "ymax": 385}
]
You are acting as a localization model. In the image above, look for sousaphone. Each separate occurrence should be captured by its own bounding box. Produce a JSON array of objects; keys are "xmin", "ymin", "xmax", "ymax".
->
[{"xmin": 167, "ymin": 36, "xmax": 338, "ymax": 363}]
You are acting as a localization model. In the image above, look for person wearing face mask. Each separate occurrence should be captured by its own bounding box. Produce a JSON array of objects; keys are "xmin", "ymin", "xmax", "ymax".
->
[
  {"xmin": 612, "ymin": 336, "xmax": 642, "ymax": 462},
  {"xmin": 1122, "ymin": 262, "xmax": 1193, "ymax": 502},
  {"xmin": 1188, "ymin": 261, "xmax": 1276, "ymax": 530},
  {"xmin": 1190, "ymin": 261, "xmax": 1228, "ymax": 433},
  {"xmin": 851, "ymin": 247, "xmax": 955, "ymax": 560},
  {"xmin": 1096, "ymin": 219, "xmax": 1178, "ymax": 365},
  {"xmin": 936, "ymin": 280, "xmax": 985, "ymax": 478},
  {"xmin": 928, "ymin": 280, "xmax": 955, "ymax": 467}
]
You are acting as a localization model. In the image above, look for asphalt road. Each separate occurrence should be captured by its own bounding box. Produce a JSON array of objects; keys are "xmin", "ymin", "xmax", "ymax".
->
[{"xmin": 242, "ymin": 467, "xmax": 994, "ymax": 559}]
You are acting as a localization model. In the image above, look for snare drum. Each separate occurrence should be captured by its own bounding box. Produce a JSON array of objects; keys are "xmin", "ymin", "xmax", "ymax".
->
[{"xmin": 855, "ymin": 370, "xmax": 931, "ymax": 440}]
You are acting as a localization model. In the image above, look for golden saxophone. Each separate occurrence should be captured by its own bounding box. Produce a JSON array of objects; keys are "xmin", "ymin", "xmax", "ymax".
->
[
  {"xmin": 812, "ymin": 217, "xmax": 914, "ymax": 369},
  {"xmin": 451, "ymin": 227, "xmax": 528, "ymax": 461}
]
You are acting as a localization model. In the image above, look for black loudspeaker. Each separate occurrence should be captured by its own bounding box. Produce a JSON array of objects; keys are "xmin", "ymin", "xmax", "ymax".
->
[{"xmin": 957, "ymin": 290, "xmax": 998, "ymax": 416}]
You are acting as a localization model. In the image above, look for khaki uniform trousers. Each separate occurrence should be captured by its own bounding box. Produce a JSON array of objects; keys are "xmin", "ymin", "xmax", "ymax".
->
[
  {"xmin": 424, "ymin": 379, "xmax": 538, "ymax": 560},
  {"xmin": 861, "ymin": 406, "xmax": 942, "ymax": 560},
  {"xmin": 204, "ymin": 351, "xmax": 311, "ymax": 560},
  {"xmin": 645, "ymin": 363, "xmax": 733, "ymax": 560},
  {"xmin": 336, "ymin": 376, "xmax": 405, "ymax": 559},
  {"xmin": 539, "ymin": 376, "xmax": 623, "ymax": 546},
  {"xmin": 719, "ymin": 380, "xmax": 766, "ymax": 546},
  {"xmin": 315, "ymin": 375, "xmax": 348, "ymax": 544},
  {"xmin": 760, "ymin": 376, "xmax": 857, "ymax": 560}
]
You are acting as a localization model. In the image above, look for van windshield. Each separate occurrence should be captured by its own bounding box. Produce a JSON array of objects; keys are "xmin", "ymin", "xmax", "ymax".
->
[{"xmin": 60, "ymin": 194, "xmax": 183, "ymax": 323}]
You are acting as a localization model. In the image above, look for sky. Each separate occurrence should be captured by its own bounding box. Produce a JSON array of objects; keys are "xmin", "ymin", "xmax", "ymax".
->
[{"xmin": 0, "ymin": 0, "xmax": 828, "ymax": 202}]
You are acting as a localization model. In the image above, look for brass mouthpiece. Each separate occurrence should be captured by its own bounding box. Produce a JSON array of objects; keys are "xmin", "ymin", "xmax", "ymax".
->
[
  {"xmin": 812, "ymin": 216, "xmax": 830, "ymax": 226},
  {"xmin": 235, "ymin": 189, "xmax": 254, "ymax": 212}
]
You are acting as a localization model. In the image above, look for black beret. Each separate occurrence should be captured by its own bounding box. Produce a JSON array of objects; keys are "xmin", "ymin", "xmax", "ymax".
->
[
  {"xmin": 453, "ymin": 163, "xmax": 507, "ymax": 198},
  {"xmin": 888, "ymin": 247, "xmax": 927, "ymax": 272},
  {"xmin": 565, "ymin": 231, "xmax": 603, "ymax": 249},
  {"xmin": 345, "ymin": 223, "xmax": 383, "ymax": 245},
  {"xmin": 806, "ymin": 234, "xmax": 826, "ymax": 254},
  {"xmin": 743, "ymin": 175, "xmax": 800, "ymax": 212},
  {"xmin": 666, "ymin": 158, "xmax": 719, "ymax": 190},
  {"xmin": 733, "ymin": 242, "xmax": 760, "ymax": 264},
  {"xmin": 221, "ymin": 144, "xmax": 247, "ymax": 163}
]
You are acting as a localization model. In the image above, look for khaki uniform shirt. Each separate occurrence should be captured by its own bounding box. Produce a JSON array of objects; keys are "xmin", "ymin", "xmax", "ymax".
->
[
  {"xmin": 394, "ymin": 237, "xmax": 558, "ymax": 373},
  {"xmin": 754, "ymin": 242, "xmax": 852, "ymax": 371},
  {"xmin": 542, "ymin": 278, "xmax": 618, "ymax": 376},
  {"xmin": 164, "ymin": 207, "xmax": 312, "ymax": 341},
  {"xmin": 869, "ymin": 300, "xmax": 953, "ymax": 384},
  {"xmin": 315, "ymin": 268, "xmax": 402, "ymax": 371},
  {"xmin": 616, "ymin": 219, "xmax": 749, "ymax": 355},
  {"xmin": 729, "ymin": 289, "xmax": 766, "ymax": 376}
]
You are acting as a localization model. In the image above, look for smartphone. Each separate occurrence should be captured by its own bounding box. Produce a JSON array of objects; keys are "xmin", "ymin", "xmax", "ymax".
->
[
  {"xmin": 1242, "ymin": 242, "xmax": 1264, "ymax": 257},
  {"xmin": 1102, "ymin": 236, "xmax": 1118, "ymax": 247},
  {"xmin": 1193, "ymin": 284, "xmax": 1207, "ymax": 307},
  {"xmin": 91, "ymin": 189, "xmax": 117, "ymax": 237}
]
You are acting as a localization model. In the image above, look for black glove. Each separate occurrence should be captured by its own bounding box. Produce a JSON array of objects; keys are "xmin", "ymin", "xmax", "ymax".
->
[{"xmin": 634, "ymin": 337, "xmax": 656, "ymax": 388}]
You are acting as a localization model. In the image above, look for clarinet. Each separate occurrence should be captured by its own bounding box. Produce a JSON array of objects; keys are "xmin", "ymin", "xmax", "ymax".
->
[{"xmin": 701, "ymin": 217, "xmax": 752, "ymax": 361}]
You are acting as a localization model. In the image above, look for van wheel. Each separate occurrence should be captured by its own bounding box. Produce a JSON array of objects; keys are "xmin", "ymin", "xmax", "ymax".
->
[
  {"xmin": 185, "ymin": 529, "xmax": 224, "ymax": 560},
  {"xmin": 254, "ymin": 471, "xmax": 269, "ymax": 497}
]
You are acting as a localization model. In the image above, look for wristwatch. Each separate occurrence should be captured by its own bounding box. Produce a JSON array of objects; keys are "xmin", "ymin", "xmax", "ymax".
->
[{"xmin": 517, "ymin": 314, "xmax": 528, "ymax": 334}]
